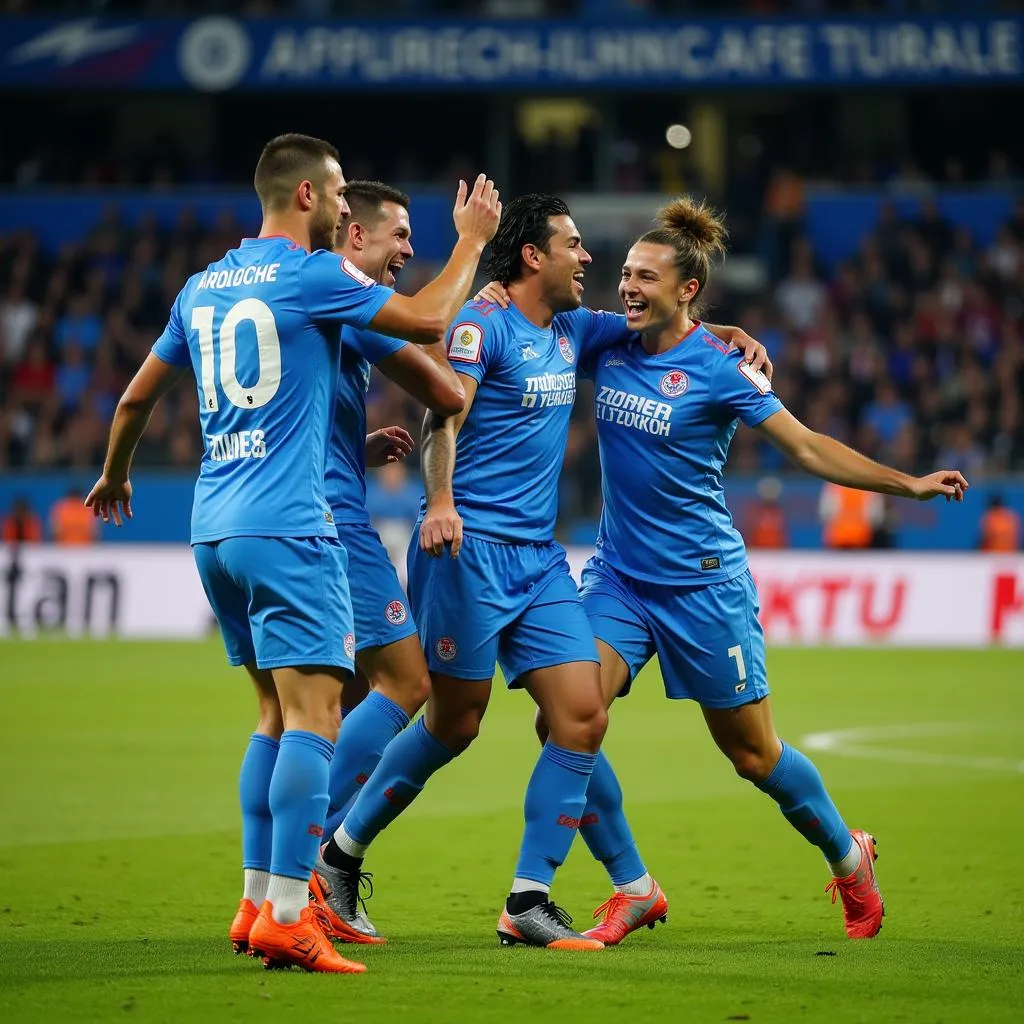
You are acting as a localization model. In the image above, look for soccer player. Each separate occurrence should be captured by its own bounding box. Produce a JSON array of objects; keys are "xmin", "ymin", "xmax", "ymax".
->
[
  {"xmin": 572, "ymin": 197, "xmax": 967, "ymax": 942},
  {"xmin": 85, "ymin": 134, "xmax": 500, "ymax": 972},
  {"xmin": 313, "ymin": 195, "xmax": 770, "ymax": 949},
  {"xmin": 308, "ymin": 181, "xmax": 467, "ymax": 940}
]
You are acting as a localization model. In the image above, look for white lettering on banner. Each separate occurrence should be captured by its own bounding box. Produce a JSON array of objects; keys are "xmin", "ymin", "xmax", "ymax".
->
[
  {"xmin": 257, "ymin": 23, "xmax": 1019, "ymax": 84},
  {"xmin": 4, "ymin": 547, "xmax": 1023, "ymax": 644}
]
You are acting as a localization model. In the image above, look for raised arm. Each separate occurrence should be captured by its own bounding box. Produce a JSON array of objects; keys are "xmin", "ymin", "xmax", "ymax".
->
[
  {"xmin": 369, "ymin": 176, "xmax": 501, "ymax": 345},
  {"xmin": 85, "ymin": 353, "xmax": 187, "ymax": 525},
  {"xmin": 377, "ymin": 342, "xmax": 465, "ymax": 417},
  {"xmin": 758, "ymin": 408, "xmax": 968, "ymax": 502},
  {"xmin": 418, "ymin": 374, "xmax": 479, "ymax": 558}
]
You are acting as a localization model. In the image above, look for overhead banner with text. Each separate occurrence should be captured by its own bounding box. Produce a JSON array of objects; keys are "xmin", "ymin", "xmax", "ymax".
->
[{"xmin": 0, "ymin": 16, "xmax": 1021, "ymax": 92}]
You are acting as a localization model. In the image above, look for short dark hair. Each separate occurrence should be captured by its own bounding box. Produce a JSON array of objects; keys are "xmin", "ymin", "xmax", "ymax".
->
[
  {"xmin": 484, "ymin": 194, "xmax": 571, "ymax": 285},
  {"xmin": 343, "ymin": 180, "xmax": 411, "ymax": 228},
  {"xmin": 254, "ymin": 133, "xmax": 340, "ymax": 213}
]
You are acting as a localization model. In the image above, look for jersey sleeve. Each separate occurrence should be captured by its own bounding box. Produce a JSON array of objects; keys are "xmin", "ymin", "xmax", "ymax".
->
[
  {"xmin": 151, "ymin": 292, "xmax": 191, "ymax": 368},
  {"xmin": 344, "ymin": 327, "xmax": 406, "ymax": 365},
  {"xmin": 300, "ymin": 250, "xmax": 394, "ymax": 328},
  {"xmin": 714, "ymin": 351, "xmax": 785, "ymax": 428},
  {"xmin": 444, "ymin": 303, "xmax": 504, "ymax": 385},
  {"xmin": 572, "ymin": 308, "xmax": 634, "ymax": 359}
]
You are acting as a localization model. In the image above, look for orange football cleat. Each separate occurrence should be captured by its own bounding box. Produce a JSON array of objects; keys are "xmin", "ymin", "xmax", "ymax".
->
[
  {"xmin": 247, "ymin": 901, "xmax": 367, "ymax": 973},
  {"xmin": 582, "ymin": 880, "xmax": 669, "ymax": 946},
  {"xmin": 229, "ymin": 898, "xmax": 260, "ymax": 955},
  {"xmin": 825, "ymin": 829, "xmax": 885, "ymax": 939},
  {"xmin": 308, "ymin": 871, "xmax": 386, "ymax": 945}
]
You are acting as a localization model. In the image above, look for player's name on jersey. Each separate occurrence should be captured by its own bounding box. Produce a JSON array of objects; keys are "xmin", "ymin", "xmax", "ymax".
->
[
  {"xmin": 595, "ymin": 386, "xmax": 673, "ymax": 436},
  {"xmin": 196, "ymin": 263, "xmax": 281, "ymax": 291},
  {"xmin": 207, "ymin": 430, "xmax": 268, "ymax": 461},
  {"xmin": 521, "ymin": 371, "xmax": 576, "ymax": 409}
]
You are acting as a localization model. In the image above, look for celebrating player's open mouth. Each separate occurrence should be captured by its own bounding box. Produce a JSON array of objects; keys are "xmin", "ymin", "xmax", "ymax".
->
[{"xmin": 572, "ymin": 269, "xmax": 585, "ymax": 297}]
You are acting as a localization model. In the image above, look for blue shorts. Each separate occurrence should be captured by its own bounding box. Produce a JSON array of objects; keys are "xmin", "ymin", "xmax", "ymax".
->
[
  {"xmin": 339, "ymin": 520, "xmax": 418, "ymax": 653},
  {"xmin": 193, "ymin": 536, "xmax": 355, "ymax": 673},
  {"xmin": 407, "ymin": 533, "xmax": 598, "ymax": 686},
  {"xmin": 579, "ymin": 558, "xmax": 769, "ymax": 708}
]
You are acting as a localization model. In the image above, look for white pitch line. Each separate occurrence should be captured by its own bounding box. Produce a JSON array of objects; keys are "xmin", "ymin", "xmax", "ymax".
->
[{"xmin": 801, "ymin": 723, "xmax": 1024, "ymax": 774}]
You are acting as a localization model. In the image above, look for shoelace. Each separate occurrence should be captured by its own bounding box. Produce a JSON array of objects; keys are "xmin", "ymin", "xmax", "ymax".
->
[
  {"xmin": 334, "ymin": 869, "xmax": 375, "ymax": 918},
  {"xmin": 538, "ymin": 900, "xmax": 575, "ymax": 931},
  {"xmin": 309, "ymin": 903, "xmax": 335, "ymax": 938},
  {"xmin": 591, "ymin": 893, "xmax": 630, "ymax": 922},
  {"xmin": 824, "ymin": 876, "xmax": 869, "ymax": 907}
]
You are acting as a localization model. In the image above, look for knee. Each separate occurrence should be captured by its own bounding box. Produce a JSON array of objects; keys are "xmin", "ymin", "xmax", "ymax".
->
[
  {"xmin": 427, "ymin": 707, "xmax": 483, "ymax": 755},
  {"xmin": 404, "ymin": 672, "xmax": 432, "ymax": 714},
  {"xmin": 551, "ymin": 704, "xmax": 608, "ymax": 754},
  {"xmin": 729, "ymin": 747, "xmax": 777, "ymax": 784}
]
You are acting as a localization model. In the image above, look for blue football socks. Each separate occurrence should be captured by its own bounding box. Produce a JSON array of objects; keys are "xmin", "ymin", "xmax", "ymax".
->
[
  {"xmin": 268, "ymin": 730, "xmax": 335, "ymax": 880},
  {"xmin": 325, "ymin": 691, "xmax": 410, "ymax": 836},
  {"xmin": 341, "ymin": 717, "xmax": 455, "ymax": 846},
  {"xmin": 578, "ymin": 750, "xmax": 647, "ymax": 886},
  {"xmin": 239, "ymin": 732, "xmax": 279, "ymax": 872},
  {"xmin": 756, "ymin": 741, "xmax": 853, "ymax": 863},
  {"xmin": 514, "ymin": 742, "xmax": 598, "ymax": 887}
]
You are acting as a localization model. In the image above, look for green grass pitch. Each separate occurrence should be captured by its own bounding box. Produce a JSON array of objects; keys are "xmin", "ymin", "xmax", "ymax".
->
[{"xmin": 1, "ymin": 641, "xmax": 1022, "ymax": 1023}]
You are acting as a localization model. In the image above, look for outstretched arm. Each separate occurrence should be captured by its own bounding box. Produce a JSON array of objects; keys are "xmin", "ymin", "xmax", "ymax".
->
[
  {"xmin": 419, "ymin": 374, "xmax": 479, "ymax": 558},
  {"xmin": 377, "ymin": 342, "xmax": 465, "ymax": 417},
  {"xmin": 86, "ymin": 353, "xmax": 187, "ymax": 525},
  {"xmin": 758, "ymin": 409, "xmax": 968, "ymax": 501}
]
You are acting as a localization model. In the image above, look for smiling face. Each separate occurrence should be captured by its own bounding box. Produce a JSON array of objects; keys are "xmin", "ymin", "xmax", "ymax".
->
[
  {"xmin": 619, "ymin": 241, "xmax": 698, "ymax": 332},
  {"xmin": 536, "ymin": 215, "xmax": 592, "ymax": 314},
  {"xmin": 354, "ymin": 201, "xmax": 414, "ymax": 287}
]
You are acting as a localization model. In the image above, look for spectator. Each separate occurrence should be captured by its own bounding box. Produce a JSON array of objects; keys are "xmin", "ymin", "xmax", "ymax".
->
[
  {"xmin": 978, "ymin": 493, "xmax": 1021, "ymax": 552},
  {"xmin": 49, "ymin": 487, "xmax": 98, "ymax": 545},
  {"xmin": 774, "ymin": 239, "xmax": 826, "ymax": 331},
  {"xmin": 1, "ymin": 496, "xmax": 43, "ymax": 543},
  {"xmin": 0, "ymin": 277, "xmax": 39, "ymax": 366},
  {"xmin": 819, "ymin": 482, "xmax": 884, "ymax": 550},
  {"xmin": 861, "ymin": 380, "xmax": 913, "ymax": 448},
  {"xmin": 745, "ymin": 477, "xmax": 788, "ymax": 550}
]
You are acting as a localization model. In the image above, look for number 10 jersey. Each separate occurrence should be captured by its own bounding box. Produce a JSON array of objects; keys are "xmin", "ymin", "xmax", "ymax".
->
[{"xmin": 152, "ymin": 235, "xmax": 392, "ymax": 543}]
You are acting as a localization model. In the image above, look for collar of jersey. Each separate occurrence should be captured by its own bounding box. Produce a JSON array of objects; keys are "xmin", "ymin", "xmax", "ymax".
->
[
  {"xmin": 504, "ymin": 300, "xmax": 555, "ymax": 336},
  {"xmin": 241, "ymin": 235, "xmax": 302, "ymax": 249}
]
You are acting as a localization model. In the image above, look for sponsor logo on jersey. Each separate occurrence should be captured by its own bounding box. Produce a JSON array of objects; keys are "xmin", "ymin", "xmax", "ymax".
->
[
  {"xmin": 594, "ymin": 386, "xmax": 673, "ymax": 437},
  {"xmin": 604, "ymin": 356, "xmax": 625, "ymax": 367},
  {"xmin": 344, "ymin": 633, "xmax": 356, "ymax": 658},
  {"xmin": 521, "ymin": 371, "xmax": 576, "ymax": 409},
  {"xmin": 558, "ymin": 336, "xmax": 575, "ymax": 363},
  {"xmin": 340, "ymin": 256, "xmax": 375, "ymax": 287},
  {"xmin": 520, "ymin": 345, "xmax": 539, "ymax": 361},
  {"xmin": 738, "ymin": 360, "xmax": 773, "ymax": 395},
  {"xmin": 324, "ymin": 510, "xmax": 334, "ymax": 525},
  {"xmin": 659, "ymin": 369, "xmax": 689, "ymax": 398},
  {"xmin": 448, "ymin": 322, "xmax": 482, "ymax": 363},
  {"xmin": 385, "ymin": 600, "xmax": 407, "ymax": 625},
  {"xmin": 206, "ymin": 429, "xmax": 267, "ymax": 461},
  {"xmin": 700, "ymin": 556, "xmax": 721, "ymax": 571},
  {"xmin": 435, "ymin": 636, "xmax": 458, "ymax": 661}
]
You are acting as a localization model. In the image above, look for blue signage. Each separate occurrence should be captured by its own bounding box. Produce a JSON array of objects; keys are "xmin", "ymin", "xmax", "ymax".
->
[{"xmin": 0, "ymin": 15, "xmax": 1021, "ymax": 91}]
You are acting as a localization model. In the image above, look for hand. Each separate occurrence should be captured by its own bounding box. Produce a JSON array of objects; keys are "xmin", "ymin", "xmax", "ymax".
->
[
  {"xmin": 365, "ymin": 425, "xmax": 414, "ymax": 468},
  {"xmin": 707, "ymin": 323, "xmax": 773, "ymax": 380},
  {"xmin": 84, "ymin": 475, "xmax": 133, "ymax": 527},
  {"xmin": 474, "ymin": 280, "xmax": 510, "ymax": 308},
  {"xmin": 453, "ymin": 174, "xmax": 501, "ymax": 248},
  {"xmin": 420, "ymin": 499, "xmax": 463, "ymax": 558},
  {"xmin": 909, "ymin": 470, "xmax": 969, "ymax": 502}
]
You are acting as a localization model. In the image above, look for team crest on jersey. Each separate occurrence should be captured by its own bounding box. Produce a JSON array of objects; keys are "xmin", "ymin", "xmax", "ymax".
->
[
  {"xmin": 340, "ymin": 256, "xmax": 375, "ymax": 288},
  {"xmin": 558, "ymin": 336, "xmax": 575, "ymax": 363},
  {"xmin": 435, "ymin": 636, "xmax": 458, "ymax": 662},
  {"xmin": 448, "ymin": 322, "xmax": 482, "ymax": 363},
  {"xmin": 385, "ymin": 600, "xmax": 407, "ymax": 625},
  {"xmin": 344, "ymin": 633, "xmax": 356, "ymax": 658},
  {"xmin": 659, "ymin": 369, "xmax": 689, "ymax": 398}
]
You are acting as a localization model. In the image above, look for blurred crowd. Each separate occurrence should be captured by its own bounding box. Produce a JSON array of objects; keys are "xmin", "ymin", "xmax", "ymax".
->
[{"xmin": 2, "ymin": 191, "xmax": 1023, "ymax": 540}]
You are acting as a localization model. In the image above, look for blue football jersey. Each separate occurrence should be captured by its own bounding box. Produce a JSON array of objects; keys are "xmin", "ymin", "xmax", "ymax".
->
[
  {"xmin": 428, "ymin": 299, "xmax": 631, "ymax": 543},
  {"xmin": 589, "ymin": 322, "xmax": 784, "ymax": 584},
  {"xmin": 152, "ymin": 237, "xmax": 392, "ymax": 543},
  {"xmin": 326, "ymin": 326, "xmax": 406, "ymax": 525}
]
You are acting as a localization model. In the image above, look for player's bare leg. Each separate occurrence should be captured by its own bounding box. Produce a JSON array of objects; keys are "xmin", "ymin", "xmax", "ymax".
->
[
  {"xmin": 703, "ymin": 697, "xmax": 883, "ymax": 938},
  {"xmin": 494, "ymin": 662, "xmax": 607, "ymax": 950}
]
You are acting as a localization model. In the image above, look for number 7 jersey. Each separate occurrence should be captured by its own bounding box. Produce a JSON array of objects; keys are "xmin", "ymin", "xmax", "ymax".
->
[{"xmin": 152, "ymin": 236, "xmax": 392, "ymax": 543}]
